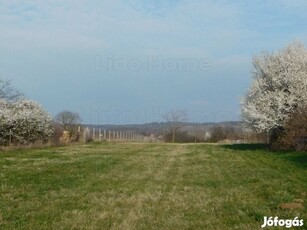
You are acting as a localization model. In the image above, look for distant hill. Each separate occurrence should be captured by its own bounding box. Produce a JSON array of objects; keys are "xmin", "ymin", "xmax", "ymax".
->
[{"xmin": 83, "ymin": 121, "xmax": 243, "ymax": 135}]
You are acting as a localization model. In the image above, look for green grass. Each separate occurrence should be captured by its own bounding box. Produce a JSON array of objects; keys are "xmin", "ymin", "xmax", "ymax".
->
[{"xmin": 0, "ymin": 142, "xmax": 306, "ymax": 229}]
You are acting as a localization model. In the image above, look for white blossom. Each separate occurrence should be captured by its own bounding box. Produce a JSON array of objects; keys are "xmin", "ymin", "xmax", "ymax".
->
[
  {"xmin": 0, "ymin": 98, "xmax": 53, "ymax": 144},
  {"xmin": 241, "ymin": 41, "xmax": 307, "ymax": 133}
]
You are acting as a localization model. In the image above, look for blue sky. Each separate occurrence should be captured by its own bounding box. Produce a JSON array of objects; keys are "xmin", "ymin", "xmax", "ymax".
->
[{"xmin": 0, "ymin": 0, "xmax": 306, "ymax": 124}]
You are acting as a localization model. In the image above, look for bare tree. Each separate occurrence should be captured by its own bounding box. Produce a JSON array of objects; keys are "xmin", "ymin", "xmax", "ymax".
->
[
  {"xmin": 0, "ymin": 78, "xmax": 22, "ymax": 101},
  {"xmin": 163, "ymin": 110, "xmax": 188, "ymax": 142},
  {"xmin": 209, "ymin": 125, "xmax": 228, "ymax": 142},
  {"xmin": 192, "ymin": 125, "xmax": 204, "ymax": 143},
  {"xmin": 55, "ymin": 111, "xmax": 82, "ymax": 131}
]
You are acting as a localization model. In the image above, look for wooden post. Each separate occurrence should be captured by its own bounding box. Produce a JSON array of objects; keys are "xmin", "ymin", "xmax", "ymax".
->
[
  {"xmin": 77, "ymin": 126, "xmax": 81, "ymax": 142},
  {"xmin": 9, "ymin": 129, "xmax": 12, "ymax": 146},
  {"xmin": 93, "ymin": 128, "xmax": 96, "ymax": 141},
  {"xmin": 83, "ymin": 128, "xmax": 86, "ymax": 143},
  {"xmin": 104, "ymin": 130, "xmax": 106, "ymax": 140},
  {"xmin": 87, "ymin": 127, "xmax": 90, "ymax": 142},
  {"xmin": 83, "ymin": 127, "xmax": 89, "ymax": 143},
  {"xmin": 109, "ymin": 130, "xmax": 111, "ymax": 141},
  {"xmin": 99, "ymin": 129, "xmax": 102, "ymax": 141}
]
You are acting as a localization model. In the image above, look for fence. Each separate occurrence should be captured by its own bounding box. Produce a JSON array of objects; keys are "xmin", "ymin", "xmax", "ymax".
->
[{"xmin": 81, "ymin": 127, "xmax": 146, "ymax": 143}]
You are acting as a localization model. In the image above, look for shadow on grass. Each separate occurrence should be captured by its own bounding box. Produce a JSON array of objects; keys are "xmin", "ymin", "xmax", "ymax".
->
[
  {"xmin": 222, "ymin": 143, "xmax": 307, "ymax": 169},
  {"xmin": 222, "ymin": 143, "xmax": 268, "ymax": 151},
  {"xmin": 274, "ymin": 151, "xmax": 307, "ymax": 169}
]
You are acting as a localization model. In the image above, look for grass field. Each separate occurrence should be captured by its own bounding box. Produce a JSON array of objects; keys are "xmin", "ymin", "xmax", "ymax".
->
[{"xmin": 0, "ymin": 142, "xmax": 306, "ymax": 229}]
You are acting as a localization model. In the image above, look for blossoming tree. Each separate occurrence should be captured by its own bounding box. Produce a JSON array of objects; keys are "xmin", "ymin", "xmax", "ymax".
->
[
  {"xmin": 0, "ymin": 99, "xmax": 53, "ymax": 145},
  {"xmin": 241, "ymin": 41, "xmax": 307, "ymax": 142}
]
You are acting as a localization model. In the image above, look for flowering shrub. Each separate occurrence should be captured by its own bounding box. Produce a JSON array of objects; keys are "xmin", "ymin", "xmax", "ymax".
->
[
  {"xmin": 241, "ymin": 41, "xmax": 307, "ymax": 146},
  {"xmin": 0, "ymin": 99, "xmax": 53, "ymax": 145}
]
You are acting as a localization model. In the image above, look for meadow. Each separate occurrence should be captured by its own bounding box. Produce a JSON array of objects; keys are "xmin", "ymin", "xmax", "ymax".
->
[{"xmin": 0, "ymin": 142, "xmax": 306, "ymax": 229}]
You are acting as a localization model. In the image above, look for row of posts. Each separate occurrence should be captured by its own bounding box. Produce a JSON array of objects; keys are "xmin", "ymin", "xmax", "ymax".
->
[{"xmin": 82, "ymin": 127, "xmax": 144, "ymax": 142}]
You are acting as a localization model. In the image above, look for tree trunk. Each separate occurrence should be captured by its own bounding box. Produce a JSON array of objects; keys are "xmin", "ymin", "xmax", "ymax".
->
[{"xmin": 269, "ymin": 126, "xmax": 284, "ymax": 145}]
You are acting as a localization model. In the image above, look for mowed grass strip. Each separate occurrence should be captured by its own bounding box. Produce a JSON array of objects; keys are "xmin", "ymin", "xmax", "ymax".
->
[{"xmin": 0, "ymin": 142, "xmax": 306, "ymax": 229}]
